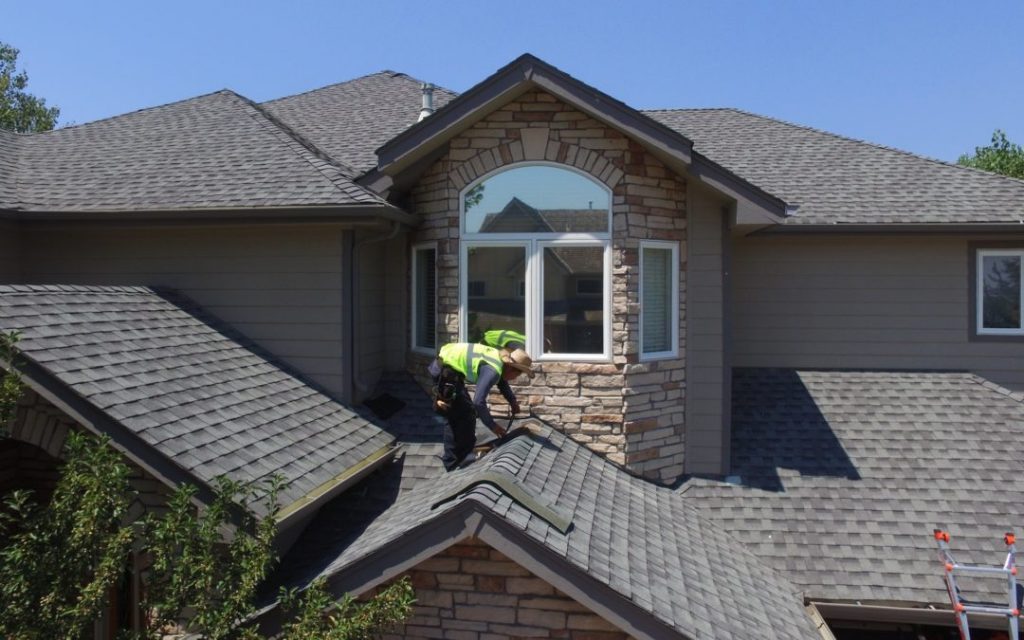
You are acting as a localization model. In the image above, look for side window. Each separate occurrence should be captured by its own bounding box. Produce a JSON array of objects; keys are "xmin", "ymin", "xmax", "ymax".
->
[
  {"xmin": 977, "ymin": 249, "xmax": 1024, "ymax": 335},
  {"xmin": 640, "ymin": 241, "xmax": 679, "ymax": 360},
  {"xmin": 412, "ymin": 244, "xmax": 437, "ymax": 352}
]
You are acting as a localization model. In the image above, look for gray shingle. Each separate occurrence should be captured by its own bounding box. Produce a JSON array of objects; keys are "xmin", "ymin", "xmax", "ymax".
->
[
  {"xmin": 262, "ymin": 71, "xmax": 457, "ymax": 174},
  {"xmin": 6, "ymin": 91, "xmax": 388, "ymax": 212},
  {"xmin": 0, "ymin": 285, "xmax": 395, "ymax": 517},
  {"xmin": 272, "ymin": 373, "xmax": 818, "ymax": 640},
  {"xmin": 646, "ymin": 108, "xmax": 1024, "ymax": 225},
  {"xmin": 681, "ymin": 368, "xmax": 1024, "ymax": 605}
]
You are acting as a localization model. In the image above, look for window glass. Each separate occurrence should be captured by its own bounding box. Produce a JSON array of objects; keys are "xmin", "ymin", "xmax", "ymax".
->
[
  {"xmin": 982, "ymin": 254, "xmax": 1022, "ymax": 329},
  {"xmin": 466, "ymin": 246, "xmax": 526, "ymax": 343},
  {"xmin": 413, "ymin": 247, "xmax": 436, "ymax": 350},
  {"xmin": 543, "ymin": 246, "xmax": 604, "ymax": 354},
  {"xmin": 464, "ymin": 165, "xmax": 609, "ymax": 234},
  {"xmin": 642, "ymin": 246, "xmax": 673, "ymax": 354}
]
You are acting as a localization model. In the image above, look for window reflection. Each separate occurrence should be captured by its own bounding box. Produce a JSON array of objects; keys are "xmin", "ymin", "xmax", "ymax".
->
[
  {"xmin": 465, "ymin": 165, "xmax": 609, "ymax": 234},
  {"xmin": 466, "ymin": 246, "xmax": 526, "ymax": 343},
  {"xmin": 983, "ymin": 255, "xmax": 1021, "ymax": 329},
  {"xmin": 543, "ymin": 246, "xmax": 604, "ymax": 354}
]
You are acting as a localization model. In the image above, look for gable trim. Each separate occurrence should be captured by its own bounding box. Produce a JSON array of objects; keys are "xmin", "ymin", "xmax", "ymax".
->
[{"xmin": 375, "ymin": 54, "xmax": 694, "ymax": 176}]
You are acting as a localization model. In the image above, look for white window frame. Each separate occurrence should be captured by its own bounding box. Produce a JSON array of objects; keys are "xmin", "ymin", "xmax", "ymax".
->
[
  {"xmin": 459, "ymin": 162, "xmax": 613, "ymax": 362},
  {"xmin": 640, "ymin": 240, "xmax": 680, "ymax": 361},
  {"xmin": 976, "ymin": 248, "xmax": 1024, "ymax": 335},
  {"xmin": 411, "ymin": 242, "xmax": 437, "ymax": 355}
]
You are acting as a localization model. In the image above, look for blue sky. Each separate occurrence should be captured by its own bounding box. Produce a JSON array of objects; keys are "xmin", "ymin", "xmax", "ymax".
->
[{"xmin": 5, "ymin": 0, "xmax": 1022, "ymax": 162}]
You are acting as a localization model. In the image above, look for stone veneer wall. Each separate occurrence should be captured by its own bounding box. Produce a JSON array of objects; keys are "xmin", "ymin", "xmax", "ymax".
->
[
  {"xmin": 407, "ymin": 90, "xmax": 688, "ymax": 482},
  {"xmin": 378, "ymin": 537, "xmax": 632, "ymax": 640},
  {"xmin": 4, "ymin": 388, "xmax": 175, "ymax": 520}
]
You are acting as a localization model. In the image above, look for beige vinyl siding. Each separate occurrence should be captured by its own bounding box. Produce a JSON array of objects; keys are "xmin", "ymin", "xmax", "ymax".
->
[
  {"xmin": 0, "ymin": 221, "xmax": 20, "ymax": 282},
  {"xmin": 383, "ymin": 235, "xmax": 408, "ymax": 370},
  {"xmin": 354, "ymin": 231, "xmax": 405, "ymax": 398},
  {"xmin": 684, "ymin": 188, "xmax": 728, "ymax": 474},
  {"xmin": 19, "ymin": 223, "xmax": 350, "ymax": 397},
  {"xmin": 732, "ymin": 234, "xmax": 1024, "ymax": 390}
]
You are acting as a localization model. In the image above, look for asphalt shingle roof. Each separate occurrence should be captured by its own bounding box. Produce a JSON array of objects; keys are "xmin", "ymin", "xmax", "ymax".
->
[
  {"xmin": 0, "ymin": 285, "xmax": 395, "ymax": 517},
  {"xmin": 681, "ymin": 368, "xmax": 1024, "ymax": 605},
  {"xmin": 646, "ymin": 108, "xmax": 1024, "ymax": 225},
  {"xmin": 272, "ymin": 373, "xmax": 818, "ymax": 640},
  {"xmin": 3, "ymin": 91, "xmax": 388, "ymax": 212},
  {"xmin": 261, "ymin": 71, "xmax": 457, "ymax": 174}
]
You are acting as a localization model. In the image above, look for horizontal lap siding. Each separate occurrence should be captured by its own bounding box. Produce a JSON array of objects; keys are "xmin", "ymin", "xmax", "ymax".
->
[
  {"xmin": 732, "ymin": 234, "xmax": 1024, "ymax": 390},
  {"xmin": 19, "ymin": 224, "xmax": 347, "ymax": 397},
  {"xmin": 685, "ymin": 189, "xmax": 727, "ymax": 474}
]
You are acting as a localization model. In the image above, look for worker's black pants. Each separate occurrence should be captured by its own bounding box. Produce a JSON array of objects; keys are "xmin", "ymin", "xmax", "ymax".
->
[{"xmin": 441, "ymin": 391, "xmax": 476, "ymax": 471}]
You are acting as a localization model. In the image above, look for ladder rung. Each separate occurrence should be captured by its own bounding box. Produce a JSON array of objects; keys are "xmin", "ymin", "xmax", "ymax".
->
[
  {"xmin": 950, "ymin": 564, "xmax": 1013, "ymax": 576},
  {"xmin": 960, "ymin": 604, "xmax": 1018, "ymax": 616}
]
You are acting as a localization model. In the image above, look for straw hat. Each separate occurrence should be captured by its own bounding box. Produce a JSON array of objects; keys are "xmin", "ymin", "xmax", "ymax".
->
[{"xmin": 501, "ymin": 348, "xmax": 535, "ymax": 378}]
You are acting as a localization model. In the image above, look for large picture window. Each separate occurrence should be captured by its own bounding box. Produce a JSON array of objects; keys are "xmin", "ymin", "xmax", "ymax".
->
[
  {"xmin": 461, "ymin": 163, "xmax": 612, "ymax": 360},
  {"xmin": 640, "ymin": 240, "xmax": 679, "ymax": 360},
  {"xmin": 411, "ymin": 243, "xmax": 437, "ymax": 352},
  {"xmin": 977, "ymin": 249, "xmax": 1024, "ymax": 335}
]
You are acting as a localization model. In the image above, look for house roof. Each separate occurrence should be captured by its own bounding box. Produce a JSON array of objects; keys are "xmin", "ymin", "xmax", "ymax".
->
[
  {"xmin": 647, "ymin": 108, "xmax": 1024, "ymax": 227},
  {"xmin": 265, "ymin": 373, "xmax": 819, "ymax": 640},
  {"xmin": 0, "ymin": 285, "xmax": 396, "ymax": 522},
  {"xmin": 680, "ymin": 368, "xmax": 1024, "ymax": 607},
  {"xmin": 262, "ymin": 71, "xmax": 458, "ymax": 175},
  {"xmin": 0, "ymin": 90, "xmax": 394, "ymax": 215}
]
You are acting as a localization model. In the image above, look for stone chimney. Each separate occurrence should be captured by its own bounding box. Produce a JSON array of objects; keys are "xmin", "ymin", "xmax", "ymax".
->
[{"xmin": 418, "ymin": 83, "xmax": 435, "ymax": 122}]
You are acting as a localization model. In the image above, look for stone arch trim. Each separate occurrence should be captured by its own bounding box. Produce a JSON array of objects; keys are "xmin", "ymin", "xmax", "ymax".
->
[
  {"xmin": 450, "ymin": 130, "xmax": 625, "ymax": 193},
  {"xmin": 6, "ymin": 389, "xmax": 75, "ymax": 460}
]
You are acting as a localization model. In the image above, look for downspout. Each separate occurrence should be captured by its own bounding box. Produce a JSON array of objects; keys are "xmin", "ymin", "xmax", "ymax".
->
[{"xmin": 350, "ymin": 220, "xmax": 402, "ymax": 400}]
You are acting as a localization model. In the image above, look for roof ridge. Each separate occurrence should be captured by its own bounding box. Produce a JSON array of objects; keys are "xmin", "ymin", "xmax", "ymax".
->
[
  {"xmin": 24, "ymin": 89, "xmax": 236, "ymax": 135},
  {"xmin": 667, "ymin": 106, "xmax": 1024, "ymax": 188},
  {"xmin": 225, "ymin": 91, "xmax": 386, "ymax": 204},
  {"xmin": 261, "ymin": 69, "xmax": 459, "ymax": 107}
]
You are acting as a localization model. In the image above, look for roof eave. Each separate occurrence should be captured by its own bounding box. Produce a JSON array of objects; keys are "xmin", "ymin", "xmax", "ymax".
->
[
  {"xmin": 6, "ymin": 203, "xmax": 420, "ymax": 227},
  {"xmin": 812, "ymin": 601, "xmax": 1007, "ymax": 631},
  {"xmin": 751, "ymin": 222, "xmax": 1024, "ymax": 235},
  {"xmin": 374, "ymin": 54, "xmax": 695, "ymax": 179}
]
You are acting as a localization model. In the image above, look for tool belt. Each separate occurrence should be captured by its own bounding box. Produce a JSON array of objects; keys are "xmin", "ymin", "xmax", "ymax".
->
[{"xmin": 432, "ymin": 364, "xmax": 465, "ymax": 415}]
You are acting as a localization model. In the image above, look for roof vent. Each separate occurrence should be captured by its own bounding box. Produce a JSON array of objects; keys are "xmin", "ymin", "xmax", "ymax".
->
[{"xmin": 418, "ymin": 83, "xmax": 435, "ymax": 122}]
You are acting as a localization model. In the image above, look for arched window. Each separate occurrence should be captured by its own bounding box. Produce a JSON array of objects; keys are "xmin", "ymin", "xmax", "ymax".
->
[{"xmin": 460, "ymin": 163, "xmax": 612, "ymax": 360}]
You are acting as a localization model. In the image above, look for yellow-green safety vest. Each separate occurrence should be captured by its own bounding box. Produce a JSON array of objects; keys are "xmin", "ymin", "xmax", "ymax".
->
[
  {"xmin": 439, "ymin": 343, "xmax": 504, "ymax": 383},
  {"xmin": 482, "ymin": 329, "xmax": 526, "ymax": 349}
]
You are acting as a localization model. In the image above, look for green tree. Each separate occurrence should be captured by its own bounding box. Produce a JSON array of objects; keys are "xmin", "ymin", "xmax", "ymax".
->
[
  {"xmin": 0, "ymin": 331, "xmax": 22, "ymax": 436},
  {"xmin": 0, "ymin": 42, "xmax": 59, "ymax": 133},
  {"xmin": 958, "ymin": 129, "xmax": 1024, "ymax": 180},
  {"xmin": 0, "ymin": 433, "xmax": 414, "ymax": 639}
]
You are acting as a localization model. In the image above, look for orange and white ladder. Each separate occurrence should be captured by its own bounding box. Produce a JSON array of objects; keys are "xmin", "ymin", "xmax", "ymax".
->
[{"xmin": 934, "ymin": 529, "xmax": 1020, "ymax": 640}]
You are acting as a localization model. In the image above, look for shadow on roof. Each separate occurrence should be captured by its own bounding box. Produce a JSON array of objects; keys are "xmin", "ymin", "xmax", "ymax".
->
[{"xmin": 730, "ymin": 368, "xmax": 861, "ymax": 491}]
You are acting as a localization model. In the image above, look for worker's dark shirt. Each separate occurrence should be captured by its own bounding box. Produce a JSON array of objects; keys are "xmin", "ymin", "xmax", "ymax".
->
[{"xmin": 473, "ymin": 363, "xmax": 516, "ymax": 431}]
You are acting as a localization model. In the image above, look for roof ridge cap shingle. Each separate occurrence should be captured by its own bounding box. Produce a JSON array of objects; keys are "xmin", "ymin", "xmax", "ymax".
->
[
  {"xmin": 261, "ymin": 70, "xmax": 459, "ymax": 107},
  {"xmin": 711, "ymin": 107, "xmax": 1024, "ymax": 188}
]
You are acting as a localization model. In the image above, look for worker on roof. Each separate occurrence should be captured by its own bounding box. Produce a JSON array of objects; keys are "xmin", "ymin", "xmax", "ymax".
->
[
  {"xmin": 480, "ymin": 329, "xmax": 526, "ymax": 351},
  {"xmin": 428, "ymin": 343, "xmax": 535, "ymax": 471}
]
